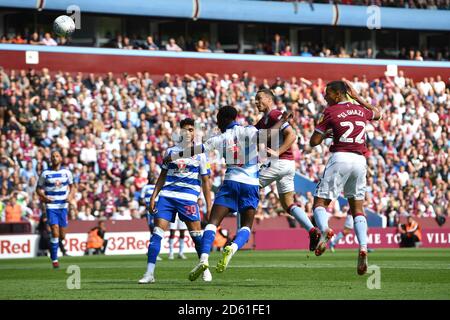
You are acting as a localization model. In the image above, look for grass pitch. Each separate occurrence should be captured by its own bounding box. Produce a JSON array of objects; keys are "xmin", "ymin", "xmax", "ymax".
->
[{"xmin": 0, "ymin": 249, "xmax": 449, "ymax": 300}]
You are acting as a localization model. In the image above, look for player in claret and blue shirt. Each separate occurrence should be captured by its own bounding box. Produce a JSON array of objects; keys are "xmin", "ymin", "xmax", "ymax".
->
[
  {"xmin": 36, "ymin": 150, "xmax": 75, "ymax": 269},
  {"xmin": 310, "ymin": 80, "xmax": 382, "ymax": 275},
  {"xmin": 164, "ymin": 106, "xmax": 291, "ymax": 281}
]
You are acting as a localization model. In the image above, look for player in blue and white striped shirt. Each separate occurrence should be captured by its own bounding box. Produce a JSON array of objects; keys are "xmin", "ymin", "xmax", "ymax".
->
[
  {"xmin": 36, "ymin": 150, "xmax": 75, "ymax": 269},
  {"xmin": 138, "ymin": 118, "xmax": 212, "ymax": 284}
]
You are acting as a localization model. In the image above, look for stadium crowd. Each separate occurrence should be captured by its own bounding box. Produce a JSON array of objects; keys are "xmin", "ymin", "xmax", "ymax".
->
[{"xmin": 0, "ymin": 66, "xmax": 448, "ymax": 229}]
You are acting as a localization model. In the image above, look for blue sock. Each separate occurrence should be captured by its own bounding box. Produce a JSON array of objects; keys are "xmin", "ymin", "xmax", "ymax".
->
[
  {"xmin": 200, "ymin": 224, "xmax": 217, "ymax": 256},
  {"xmin": 233, "ymin": 227, "xmax": 251, "ymax": 250},
  {"xmin": 50, "ymin": 237, "xmax": 59, "ymax": 262},
  {"xmin": 331, "ymin": 231, "xmax": 344, "ymax": 246},
  {"xmin": 354, "ymin": 215, "xmax": 368, "ymax": 251},
  {"xmin": 289, "ymin": 205, "xmax": 314, "ymax": 231},
  {"xmin": 313, "ymin": 206, "xmax": 329, "ymax": 232},
  {"xmin": 190, "ymin": 231, "xmax": 203, "ymax": 258},
  {"xmin": 147, "ymin": 232, "xmax": 162, "ymax": 264}
]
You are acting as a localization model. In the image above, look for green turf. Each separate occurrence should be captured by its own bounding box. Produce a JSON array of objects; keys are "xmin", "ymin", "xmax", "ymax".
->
[{"xmin": 0, "ymin": 249, "xmax": 449, "ymax": 300}]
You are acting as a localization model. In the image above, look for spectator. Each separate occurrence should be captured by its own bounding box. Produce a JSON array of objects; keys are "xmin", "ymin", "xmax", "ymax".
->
[
  {"xmin": 41, "ymin": 33, "xmax": 57, "ymax": 46},
  {"xmin": 271, "ymin": 33, "xmax": 285, "ymax": 56},
  {"xmin": 123, "ymin": 37, "xmax": 134, "ymax": 50},
  {"xmin": 338, "ymin": 46, "xmax": 350, "ymax": 58},
  {"xmin": 196, "ymin": 39, "xmax": 211, "ymax": 53},
  {"xmin": 11, "ymin": 34, "xmax": 26, "ymax": 44},
  {"xmin": 351, "ymin": 48, "xmax": 360, "ymax": 58},
  {"xmin": 415, "ymin": 50, "xmax": 424, "ymax": 61},
  {"xmin": 28, "ymin": 32, "xmax": 41, "ymax": 45},
  {"xmin": 282, "ymin": 45, "xmax": 293, "ymax": 56},
  {"xmin": 85, "ymin": 220, "xmax": 108, "ymax": 255},
  {"xmin": 398, "ymin": 216, "xmax": 422, "ymax": 247},
  {"xmin": 255, "ymin": 43, "xmax": 267, "ymax": 55},
  {"xmin": 0, "ymin": 35, "xmax": 10, "ymax": 43},
  {"xmin": 166, "ymin": 38, "xmax": 183, "ymax": 52},
  {"xmin": 113, "ymin": 34, "xmax": 123, "ymax": 49},
  {"xmin": 144, "ymin": 36, "xmax": 159, "ymax": 50},
  {"xmin": 300, "ymin": 46, "xmax": 313, "ymax": 57},
  {"xmin": 213, "ymin": 41, "xmax": 225, "ymax": 53},
  {"xmin": 5, "ymin": 194, "xmax": 22, "ymax": 222}
]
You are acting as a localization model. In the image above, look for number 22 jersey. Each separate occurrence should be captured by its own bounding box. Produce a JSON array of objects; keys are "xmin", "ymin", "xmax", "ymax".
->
[{"xmin": 314, "ymin": 102, "xmax": 375, "ymax": 156}]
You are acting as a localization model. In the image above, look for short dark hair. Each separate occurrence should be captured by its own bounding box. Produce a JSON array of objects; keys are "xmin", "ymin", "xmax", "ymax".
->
[
  {"xmin": 50, "ymin": 149, "xmax": 61, "ymax": 156},
  {"xmin": 256, "ymin": 88, "xmax": 275, "ymax": 101},
  {"xmin": 180, "ymin": 118, "xmax": 195, "ymax": 128},
  {"xmin": 217, "ymin": 106, "xmax": 237, "ymax": 122},
  {"xmin": 326, "ymin": 80, "xmax": 347, "ymax": 94}
]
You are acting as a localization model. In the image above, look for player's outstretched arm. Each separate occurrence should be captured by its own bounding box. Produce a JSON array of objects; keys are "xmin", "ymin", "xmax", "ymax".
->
[{"xmin": 344, "ymin": 79, "xmax": 382, "ymax": 120}]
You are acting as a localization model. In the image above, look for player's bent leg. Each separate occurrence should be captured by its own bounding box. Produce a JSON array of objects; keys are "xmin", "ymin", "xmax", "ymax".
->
[
  {"xmin": 281, "ymin": 193, "xmax": 320, "ymax": 251},
  {"xmin": 186, "ymin": 221, "xmax": 211, "ymax": 282},
  {"xmin": 280, "ymin": 192, "xmax": 314, "ymax": 231},
  {"xmin": 185, "ymin": 220, "xmax": 203, "ymax": 258},
  {"xmin": 217, "ymin": 208, "xmax": 255, "ymax": 273},
  {"xmin": 189, "ymin": 205, "xmax": 230, "ymax": 281}
]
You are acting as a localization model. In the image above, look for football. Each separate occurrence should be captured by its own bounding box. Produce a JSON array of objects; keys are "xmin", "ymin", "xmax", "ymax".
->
[{"xmin": 53, "ymin": 15, "xmax": 75, "ymax": 37}]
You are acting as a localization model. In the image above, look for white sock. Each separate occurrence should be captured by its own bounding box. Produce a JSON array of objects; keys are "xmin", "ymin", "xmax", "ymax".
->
[
  {"xmin": 313, "ymin": 206, "xmax": 329, "ymax": 232},
  {"xmin": 230, "ymin": 243, "xmax": 238, "ymax": 255},
  {"xmin": 146, "ymin": 263, "xmax": 155, "ymax": 275},
  {"xmin": 200, "ymin": 253, "xmax": 209, "ymax": 263},
  {"xmin": 290, "ymin": 205, "xmax": 314, "ymax": 231},
  {"xmin": 354, "ymin": 215, "xmax": 368, "ymax": 252}
]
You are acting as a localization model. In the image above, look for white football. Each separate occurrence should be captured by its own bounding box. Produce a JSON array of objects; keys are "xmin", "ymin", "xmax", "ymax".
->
[{"xmin": 53, "ymin": 15, "xmax": 75, "ymax": 37}]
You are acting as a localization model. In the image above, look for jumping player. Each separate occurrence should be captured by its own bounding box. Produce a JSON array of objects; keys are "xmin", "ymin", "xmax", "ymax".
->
[
  {"xmin": 138, "ymin": 118, "xmax": 212, "ymax": 284},
  {"xmin": 255, "ymin": 89, "xmax": 321, "ymax": 251},
  {"xmin": 310, "ymin": 80, "xmax": 382, "ymax": 275},
  {"xmin": 164, "ymin": 106, "xmax": 291, "ymax": 281},
  {"xmin": 36, "ymin": 150, "xmax": 76, "ymax": 269}
]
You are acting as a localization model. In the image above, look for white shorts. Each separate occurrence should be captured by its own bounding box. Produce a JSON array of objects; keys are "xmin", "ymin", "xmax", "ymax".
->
[
  {"xmin": 169, "ymin": 216, "xmax": 188, "ymax": 230},
  {"xmin": 344, "ymin": 215, "xmax": 354, "ymax": 229},
  {"xmin": 259, "ymin": 159, "xmax": 295, "ymax": 194},
  {"xmin": 314, "ymin": 152, "xmax": 367, "ymax": 201}
]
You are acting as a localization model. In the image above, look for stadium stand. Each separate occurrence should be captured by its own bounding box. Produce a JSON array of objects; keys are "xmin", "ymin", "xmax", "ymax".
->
[
  {"xmin": 1, "ymin": 31, "xmax": 448, "ymax": 62},
  {"xmin": 0, "ymin": 65, "xmax": 448, "ymax": 231},
  {"xmin": 275, "ymin": 0, "xmax": 450, "ymax": 10}
]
